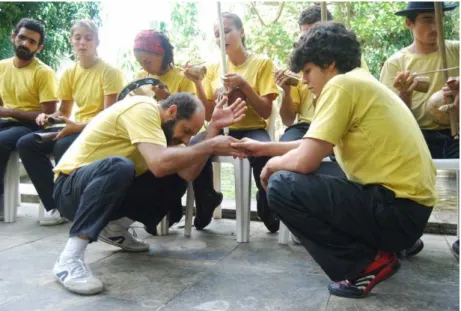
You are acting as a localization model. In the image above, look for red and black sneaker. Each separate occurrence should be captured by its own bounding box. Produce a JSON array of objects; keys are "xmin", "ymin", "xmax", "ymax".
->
[{"xmin": 328, "ymin": 251, "xmax": 401, "ymax": 298}]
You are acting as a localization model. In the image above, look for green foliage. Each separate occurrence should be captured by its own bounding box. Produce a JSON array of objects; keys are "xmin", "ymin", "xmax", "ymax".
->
[
  {"xmin": 242, "ymin": 1, "xmax": 459, "ymax": 78},
  {"xmin": 347, "ymin": 1, "xmax": 459, "ymax": 78},
  {"xmin": 0, "ymin": 2, "xmax": 101, "ymax": 70}
]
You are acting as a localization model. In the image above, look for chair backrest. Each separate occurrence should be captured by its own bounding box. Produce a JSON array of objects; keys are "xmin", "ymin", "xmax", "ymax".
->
[{"xmin": 433, "ymin": 159, "xmax": 459, "ymax": 170}]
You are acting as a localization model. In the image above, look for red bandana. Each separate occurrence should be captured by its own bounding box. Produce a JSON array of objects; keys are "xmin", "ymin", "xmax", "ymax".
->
[{"xmin": 133, "ymin": 30, "xmax": 164, "ymax": 54}]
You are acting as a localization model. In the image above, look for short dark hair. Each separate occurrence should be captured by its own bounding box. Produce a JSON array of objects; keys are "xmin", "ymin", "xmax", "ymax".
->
[
  {"xmin": 298, "ymin": 5, "xmax": 333, "ymax": 26},
  {"xmin": 290, "ymin": 22, "xmax": 361, "ymax": 74},
  {"xmin": 406, "ymin": 12, "xmax": 419, "ymax": 23},
  {"xmin": 13, "ymin": 18, "xmax": 46, "ymax": 46},
  {"xmin": 160, "ymin": 93, "xmax": 203, "ymax": 120},
  {"xmin": 222, "ymin": 12, "xmax": 245, "ymax": 47}
]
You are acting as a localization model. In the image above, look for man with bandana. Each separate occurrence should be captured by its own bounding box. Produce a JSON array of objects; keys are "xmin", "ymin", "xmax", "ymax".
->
[{"xmin": 0, "ymin": 18, "xmax": 58, "ymax": 220}]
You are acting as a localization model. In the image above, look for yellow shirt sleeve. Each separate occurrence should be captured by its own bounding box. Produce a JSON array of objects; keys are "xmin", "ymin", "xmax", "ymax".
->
[
  {"xmin": 59, "ymin": 69, "xmax": 74, "ymax": 101},
  {"xmin": 304, "ymin": 83, "xmax": 354, "ymax": 146},
  {"xmin": 179, "ymin": 76, "xmax": 196, "ymax": 94},
  {"xmin": 102, "ymin": 67, "xmax": 125, "ymax": 95},
  {"xmin": 256, "ymin": 58, "xmax": 278, "ymax": 99},
  {"xmin": 379, "ymin": 59, "xmax": 399, "ymax": 94},
  {"xmin": 36, "ymin": 67, "xmax": 58, "ymax": 103},
  {"xmin": 118, "ymin": 105, "xmax": 167, "ymax": 146},
  {"xmin": 204, "ymin": 64, "xmax": 219, "ymax": 101}
]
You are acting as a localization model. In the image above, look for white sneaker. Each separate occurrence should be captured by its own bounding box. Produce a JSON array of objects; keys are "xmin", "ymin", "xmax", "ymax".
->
[
  {"xmin": 39, "ymin": 209, "xmax": 68, "ymax": 226},
  {"xmin": 292, "ymin": 235, "xmax": 302, "ymax": 245},
  {"xmin": 53, "ymin": 257, "xmax": 104, "ymax": 295},
  {"xmin": 99, "ymin": 220, "xmax": 150, "ymax": 252}
]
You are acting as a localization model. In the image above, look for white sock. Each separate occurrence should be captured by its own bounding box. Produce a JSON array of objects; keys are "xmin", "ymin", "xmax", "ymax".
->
[
  {"xmin": 59, "ymin": 237, "xmax": 89, "ymax": 264},
  {"xmin": 116, "ymin": 217, "xmax": 135, "ymax": 230}
]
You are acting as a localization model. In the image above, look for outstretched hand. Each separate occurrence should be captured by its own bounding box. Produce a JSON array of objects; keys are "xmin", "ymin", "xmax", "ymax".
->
[
  {"xmin": 209, "ymin": 96, "xmax": 247, "ymax": 131},
  {"xmin": 230, "ymin": 137, "xmax": 267, "ymax": 157}
]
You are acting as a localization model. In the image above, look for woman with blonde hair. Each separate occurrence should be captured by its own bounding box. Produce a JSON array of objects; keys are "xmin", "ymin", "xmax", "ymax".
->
[{"xmin": 17, "ymin": 19, "xmax": 125, "ymax": 225}]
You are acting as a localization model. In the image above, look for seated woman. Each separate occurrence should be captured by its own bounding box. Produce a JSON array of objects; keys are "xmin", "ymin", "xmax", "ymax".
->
[
  {"xmin": 189, "ymin": 12, "xmax": 280, "ymax": 232},
  {"xmin": 17, "ymin": 19, "xmax": 125, "ymax": 226},
  {"xmin": 131, "ymin": 30, "xmax": 197, "ymax": 232}
]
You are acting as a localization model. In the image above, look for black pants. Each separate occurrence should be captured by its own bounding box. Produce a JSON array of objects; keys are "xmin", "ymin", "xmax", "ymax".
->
[
  {"xmin": 17, "ymin": 128, "xmax": 80, "ymax": 211},
  {"xmin": 54, "ymin": 156, "xmax": 187, "ymax": 242},
  {"xmin": 267, "ymin": 171, "xmax": 432, "ymax": 281},
  {"xmin": 0, "ymin": 119, "xmax": 39, "ymax": 196},
  {"xmin": 192, "ymin": 128, "xmax": 271, "ymax": 207},
  {"xmin": 421, "ymin": 129, "xmax": 459, "ymax": 159},
  {"xmin": 280, "ymin": 122, "xmax": 345, "ymax": 178}
]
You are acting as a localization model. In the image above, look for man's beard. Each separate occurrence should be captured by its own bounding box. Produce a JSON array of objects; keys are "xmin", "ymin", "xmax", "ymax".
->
[
  {"xmin": 161, "ymin": 119, "xmax": 178, "ymax": 146},
  {"xmin": 14, "ymin": 45, "xmax": 36, "ymax": 61}
]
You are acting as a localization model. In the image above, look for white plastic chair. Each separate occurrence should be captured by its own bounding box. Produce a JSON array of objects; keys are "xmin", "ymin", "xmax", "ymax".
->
[
  {"xmin": 278, "ymin": 158, "xmax": 460, "ymax": 244},
  {"xmin": 182, "ymin": 100, "xmax": 279, "ymax": 242},
  {"xmin": 3, "ymin": 151, "xmax": 20, "ymax": 222},
  {"xmin": 4, "ymin": 151, "xmax": 49, "ymax": 223}
]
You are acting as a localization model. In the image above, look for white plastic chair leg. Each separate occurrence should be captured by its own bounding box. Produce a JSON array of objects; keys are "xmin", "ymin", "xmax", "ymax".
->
[
  {"xmin": 156, "ymin": 216, "xmax": 169, "ymax": 236},
  {"xmin": 184, "ymin": 182, "xmax": 194, "ymax": 237},
  {"xmin": 38, "ymin": 201, "xmax": 45, "ymax": 221},
  {"xmin": 212, "ymin": 162, "xmax": 222, "ymax": 219},
  {"xmin": 4, "ymin": 151, "xmax": 20, "ymax": 223},
  {"xmin": 457, "ymin": 170, "xmax": 459, "ymax": 237},
  {"xmin": 278, "ymin": 222, "xmax": 290, "ymax": 244},
  {"xmin": 235, "ymin": 158, "xmax": 251, "ymax": 243}
]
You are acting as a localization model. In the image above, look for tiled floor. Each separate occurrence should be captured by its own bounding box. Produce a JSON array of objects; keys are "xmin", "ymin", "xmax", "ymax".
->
[{"xmin": 0, "ymin": 204, "xmax": 458, "ymax": 311}]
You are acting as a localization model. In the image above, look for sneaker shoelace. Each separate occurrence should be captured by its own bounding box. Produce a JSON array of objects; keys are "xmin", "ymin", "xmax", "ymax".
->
[{"xmin": 68, "ymin": 258, "xmax": 93, "ymax": 279}]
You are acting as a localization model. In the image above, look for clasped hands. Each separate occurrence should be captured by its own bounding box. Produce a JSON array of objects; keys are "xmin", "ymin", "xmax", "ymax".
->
[{"xmin": 208, "ymin": 96, "xmax": 277, "ymax": 189}]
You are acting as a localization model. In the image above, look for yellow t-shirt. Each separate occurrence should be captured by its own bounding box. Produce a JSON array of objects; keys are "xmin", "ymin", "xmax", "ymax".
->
[
  {"xmin": 59, "ymin": 59, "xmax": 125, "ymax": 123},
  {"xmin": 0, "ymin": 57, "xmax": 58, "ymax": 119},
  {"xmin": 135, "ymin": 66, "xmax": 196, "ymax": 95},
  {"xmin": 380, "ymin": 40, "xmax": 459, "ymax": 130},
  {"xmin": 293, "ymin": 56, "xmax": 369, "ymax": 124},
  {"xmin": 305, "ymin": 68, "xmax": 437, "ymax": 207},
  {"xmin": 54, "ymin": 96, "xmax": 166, "ymax": 177},
  {"xmin": 204, "ymin": 54, "xmax": 279, "ymax": 130}
]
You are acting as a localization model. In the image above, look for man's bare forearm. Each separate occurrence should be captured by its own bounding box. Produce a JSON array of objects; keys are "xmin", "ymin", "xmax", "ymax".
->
[
  {"xmin": 3, "ymin": 109, "xmax": 41, "ymax": 123},
  {"xmin": 261, "ymin": 140, "xmax": 302, "ymax": 157},
  {"xmin": 177, "ymin": 125, "xmax": 220, "ymax": 181},
  {"xmin": 398, "ymin": 91, "xmax": 413, "ymax": 108},
  {"xmin": 279, "ymin": 92, "xmax": 297, "ymax": 126}
]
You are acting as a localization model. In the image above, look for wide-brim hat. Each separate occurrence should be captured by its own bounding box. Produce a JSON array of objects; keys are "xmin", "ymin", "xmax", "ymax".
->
[{"xmin": 395, "ymin": 2, "xmax": 458, "ymax": 16}]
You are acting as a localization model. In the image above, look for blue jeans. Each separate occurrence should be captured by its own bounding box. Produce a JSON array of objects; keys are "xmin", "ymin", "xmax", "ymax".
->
[
  {"xmin": 0, "ymin": 119, "xmax": 39, "ymax": 196},
  {"xmin": 17, "ymin": 129, "xmax": 80, "ymax": 211},
  {"xmin": 280, "ymin": 122, "xmax": 345, "ymax": 178},
  {"xmin": 54, "ymin": 157, "xmax": 187, "ymax": 242}
]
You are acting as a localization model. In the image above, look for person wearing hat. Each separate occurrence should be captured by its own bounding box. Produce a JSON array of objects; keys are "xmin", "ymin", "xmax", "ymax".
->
[
  {"xmin": 380, "ymin": 2, "xmax": 459, "ymax": 257},
  {"xmin": 132, "ymin": 30, "xmax": 214, "ymax": 231},
  {"xmin": 380, "ymin": 2, "xmax": 459, "ymax": 159}
]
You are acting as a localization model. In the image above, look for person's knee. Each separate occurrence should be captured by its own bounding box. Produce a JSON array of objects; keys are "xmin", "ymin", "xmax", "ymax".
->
[
  {"xmin": 16, "ymin": 133, "xmax": 37, "ymax": 155},
  {"xmin": 106, "ymin": 156, "xmax": 136, "ymax": 179},
  {"xmin": 266, "ymin": 171, "xmax": 295, "ymax": 209}
]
